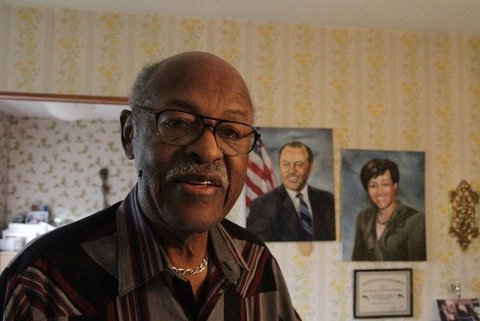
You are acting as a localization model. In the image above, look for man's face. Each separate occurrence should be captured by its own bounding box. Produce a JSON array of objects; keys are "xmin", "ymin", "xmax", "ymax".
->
[
  {"xmin": 279, "ymin": 146, "xmax": 312, "ymax": 192},
  {"xmin": 366, "ymin": 170, "xmax": 398, "ymax": 211},
  {"xmin": 122, "ymin": 53, "xmax": 253, "ymax": 237}
]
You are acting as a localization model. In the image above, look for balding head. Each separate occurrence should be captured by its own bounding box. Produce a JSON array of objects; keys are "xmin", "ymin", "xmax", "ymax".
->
[{"xmin": 129, "ymin": 51, "xmax": 252, "ymax": 112}]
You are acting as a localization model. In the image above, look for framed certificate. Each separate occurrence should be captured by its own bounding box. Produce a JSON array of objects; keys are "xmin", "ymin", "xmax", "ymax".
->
[{"xmin": 353, "ymin": 268, "xmax": 413, "ymax": 318}]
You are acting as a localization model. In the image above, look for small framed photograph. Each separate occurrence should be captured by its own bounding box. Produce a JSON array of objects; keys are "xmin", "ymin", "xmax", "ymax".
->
[
  {"xmin": 436, "ymin": 298, "xmax": 480, "ymax": 321},
  {"xmin": 353, "ymin": 268, "xmax": 413, "ymax": 318}
]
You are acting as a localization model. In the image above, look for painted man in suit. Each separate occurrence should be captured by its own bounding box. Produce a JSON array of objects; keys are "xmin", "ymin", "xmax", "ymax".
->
[{"xmin": 247, "ymin": 141, "xmax": 336, "ymax": 241}]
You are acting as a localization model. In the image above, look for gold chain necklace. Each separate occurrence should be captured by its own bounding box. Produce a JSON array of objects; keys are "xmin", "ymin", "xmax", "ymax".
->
[
  {"xmin": 376, "ymin": 213, "xmax": 392, "ymax": 225},
  {"xmin": 376, "ymin": 218, "xmax": 390, "ymax": 225},
  {"xmin": 171, "ymin": 253, "xmax": 209, "ymax": 276}
]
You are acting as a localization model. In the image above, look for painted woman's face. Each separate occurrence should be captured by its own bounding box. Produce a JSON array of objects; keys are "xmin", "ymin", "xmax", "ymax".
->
[{"xmin": 367, "ymin": 170, "xmax": 398, "ymax": 211}]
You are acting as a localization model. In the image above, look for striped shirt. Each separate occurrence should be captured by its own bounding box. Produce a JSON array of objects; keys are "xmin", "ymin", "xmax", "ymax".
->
[{"xmin": 0, "ymin": 185, "xmax": 301, "ymax": 321}]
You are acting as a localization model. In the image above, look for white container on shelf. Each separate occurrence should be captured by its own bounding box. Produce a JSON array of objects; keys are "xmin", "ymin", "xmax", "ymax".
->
[{"xmin": 1, "ymin": 222, "xmax": 55, "ymax": 251}]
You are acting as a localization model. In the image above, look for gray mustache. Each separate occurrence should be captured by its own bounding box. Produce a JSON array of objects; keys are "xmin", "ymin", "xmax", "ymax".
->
[{"xmin": 165, "ymin": 161, "xmax": 229, "ymax": 187}]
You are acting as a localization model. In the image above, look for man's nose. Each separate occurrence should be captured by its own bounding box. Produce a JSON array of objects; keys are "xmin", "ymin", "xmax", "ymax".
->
[{"xmin": 184, "ymin": 126, "xmax": 223, "ymax": 163}]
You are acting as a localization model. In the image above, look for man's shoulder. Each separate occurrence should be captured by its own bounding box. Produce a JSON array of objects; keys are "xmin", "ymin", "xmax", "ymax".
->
[
  {"xmin": 29, "ymin": 202, "xmax": 119, "ymax": 251},
  {"xmin": 308, "ymin": 185, "xmax": 334, "ymax": 199},
  {"xmin": 0, "ymin": 204, "xmax": 120, "ymax": 318},
  {"xmin": 251, "ymin": 185, "xmax": 287, "ymax": 203},
  {"xmin": 3, "ymin": 202, "xmax": 120, "ymax": 276}
]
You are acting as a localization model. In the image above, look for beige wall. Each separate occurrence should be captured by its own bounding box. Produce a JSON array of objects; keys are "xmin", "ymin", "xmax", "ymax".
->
[{"xmin": 1, "ymin": 4, "xmax": 479, "ymax": 321}]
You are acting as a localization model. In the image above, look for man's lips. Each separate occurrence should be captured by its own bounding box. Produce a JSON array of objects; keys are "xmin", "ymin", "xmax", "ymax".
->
[
  {"xmin": 171, "ymin": 174, "xmax": 223, "ymax": 187},
  {"xmin": 287, "ymin": 175, "xmax": 299, "ymax": 182}
]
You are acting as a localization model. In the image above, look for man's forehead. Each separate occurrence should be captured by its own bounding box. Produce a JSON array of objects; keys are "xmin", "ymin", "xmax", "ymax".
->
[
  {"xmin": 281, "ymin": 146, "xmax": 308, "ymax": 156},
  {"xmin": 149, "ymin": 56, "xmax": 252, "ymax": 109}
]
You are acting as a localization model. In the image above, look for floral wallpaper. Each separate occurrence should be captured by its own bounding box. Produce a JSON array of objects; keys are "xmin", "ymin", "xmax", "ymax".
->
[
  {"xmin": 1, "ymin": 4, "xmax": 479, "ymax": 321},
  {"xmin": 3, "ymin": 116, "xmax": 136, "ymax": 226},
  {"xmin": 0, "ymin": 112, "xmax": 9, "ymax": 227}
]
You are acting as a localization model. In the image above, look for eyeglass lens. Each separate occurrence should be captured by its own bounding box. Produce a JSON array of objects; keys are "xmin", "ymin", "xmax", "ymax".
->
[{"xmin": 156, "ymin": 110, "xmax": 257, "ymax": 155}]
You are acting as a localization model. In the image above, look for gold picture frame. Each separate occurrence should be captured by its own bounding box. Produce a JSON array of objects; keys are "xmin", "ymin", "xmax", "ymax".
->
[{"xmin": 449, "ymin": 180, "xmax": 479, "ymax": 251}]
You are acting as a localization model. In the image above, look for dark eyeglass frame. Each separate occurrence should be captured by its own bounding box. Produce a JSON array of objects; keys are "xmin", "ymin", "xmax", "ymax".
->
[{"xmin": 133, "ymin": 105, "xmax": 261, "ymax": 155}]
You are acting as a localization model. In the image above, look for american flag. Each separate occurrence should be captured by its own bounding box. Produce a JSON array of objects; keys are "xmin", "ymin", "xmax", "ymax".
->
[{"xmin": 245, "ymin": 137, "xmax": 276, "ymax": 215}]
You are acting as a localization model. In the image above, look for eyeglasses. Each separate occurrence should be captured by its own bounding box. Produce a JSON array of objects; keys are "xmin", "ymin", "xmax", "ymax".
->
[{"xmin": 134, "ymin": 106, "xmax": 261, "ymax": 156}]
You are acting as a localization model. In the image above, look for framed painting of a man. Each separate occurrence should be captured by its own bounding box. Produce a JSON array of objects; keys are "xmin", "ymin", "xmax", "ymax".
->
[
  {"xmin": 341, "ymin": 149, "xmax": 426, "ymax": 261},
  {"xmin": 245, "ymin": 127, "xmax": 336, "ymax": 242}
]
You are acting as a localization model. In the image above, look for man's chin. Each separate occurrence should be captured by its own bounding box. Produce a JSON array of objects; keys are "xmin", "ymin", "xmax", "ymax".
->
[
  {"xmin": 284, "ymin": 183, "xmax": 301, "ymax": 191},
  {"xmin": 171, "ymin": 206, "xmax": 227, "ymax": 230}
]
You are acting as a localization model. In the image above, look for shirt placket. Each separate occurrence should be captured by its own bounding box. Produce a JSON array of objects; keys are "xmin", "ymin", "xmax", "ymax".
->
[{"xmin": 197, "ymin": 267, "xmax": 231, "ymax": 321}]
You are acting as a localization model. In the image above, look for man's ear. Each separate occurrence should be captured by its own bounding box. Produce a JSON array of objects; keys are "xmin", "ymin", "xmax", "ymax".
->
[
  {"xmin": 120, "ymin": 109, "xmax": 134, "ymax": 159},
  {"xmin": 308, "ymin": 162, "xmax": 314, "ymax": 175}
]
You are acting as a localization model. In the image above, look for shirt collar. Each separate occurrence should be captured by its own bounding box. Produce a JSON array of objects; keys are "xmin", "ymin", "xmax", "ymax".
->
[
  {"xmin": 114, "ymin": 185, "xmax": 248, "ymax": 295},
  {"xmin": 210, "ymin": 222, "xmax": 250, "ymax": 283},
  {"xmin": 116, "ymin": 185, "xmax": 165, "ymax": 294},
  {"xmin": 285, "ymin": 185, "xmax": 310, "ymax": 203}
]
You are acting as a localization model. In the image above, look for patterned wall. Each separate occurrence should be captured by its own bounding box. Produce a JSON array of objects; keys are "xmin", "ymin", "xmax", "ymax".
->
[
  {"xmin": 1, "ymin": 4, "xmax": 479, "ymax": 321},
  {"xmin": 2, "ymin": 116, "xmax": 136, "ymax": 225},
  {"xmin": 0, "ymin": 112, "xmax": 10, "ymax": 228}
]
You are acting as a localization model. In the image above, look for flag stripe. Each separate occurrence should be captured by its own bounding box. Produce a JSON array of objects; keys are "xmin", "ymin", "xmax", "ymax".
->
[{"xmin": 245, "ymin": 138, "xmax": 276, "ymax": 215}]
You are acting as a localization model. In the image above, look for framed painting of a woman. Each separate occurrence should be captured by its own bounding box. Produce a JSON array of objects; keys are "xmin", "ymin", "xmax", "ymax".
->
[{"xmin": 342, "ymin": 149, "xmax": 426, "ymax": 261}]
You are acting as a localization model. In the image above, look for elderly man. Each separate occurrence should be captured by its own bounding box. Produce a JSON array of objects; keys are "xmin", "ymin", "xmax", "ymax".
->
[
  {"xmin": 247, "ymin": 141, "xmax": 335, "ymax": 242},
  {"xmin": 0, "ymin": 52, "xmax": 301, "ymax": 321}
]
